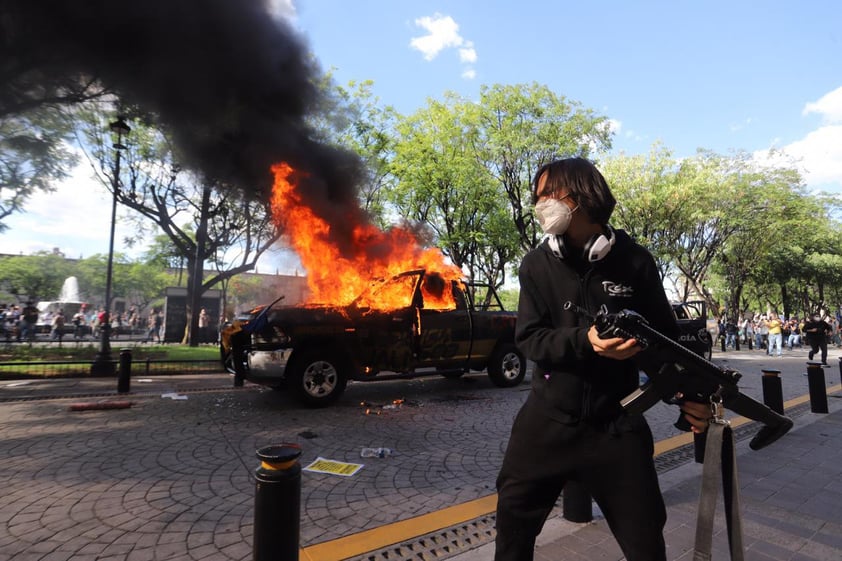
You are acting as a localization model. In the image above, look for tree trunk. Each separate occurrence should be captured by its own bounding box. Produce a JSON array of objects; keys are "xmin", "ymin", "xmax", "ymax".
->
[{"xmin": 188, "ymin": 185, "xmax": 212, "ymax": 347}]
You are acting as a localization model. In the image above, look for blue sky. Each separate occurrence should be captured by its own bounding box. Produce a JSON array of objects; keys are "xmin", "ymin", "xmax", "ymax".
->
[
  {"xmin": 292, "ymin": 0, "xmax": 842, "ymax": 186},
  {"xmin": 2, "ymin": 0, "xmax": 841, "ymax": 265}
]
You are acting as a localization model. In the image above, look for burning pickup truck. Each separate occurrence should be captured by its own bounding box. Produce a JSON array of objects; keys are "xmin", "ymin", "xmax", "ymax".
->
[{"xmin": 220, "ymin": 269, "xmax": 525, "ymax": 407}]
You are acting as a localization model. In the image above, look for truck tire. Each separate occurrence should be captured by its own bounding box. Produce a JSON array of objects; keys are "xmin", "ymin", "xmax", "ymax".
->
[
  {"xmin": 287, "ymin": 349, "xmax": 349, "ymax": 407},
  {"xmin": 487, "ymin": 343, "xmax": 526, "ymax": 388}
]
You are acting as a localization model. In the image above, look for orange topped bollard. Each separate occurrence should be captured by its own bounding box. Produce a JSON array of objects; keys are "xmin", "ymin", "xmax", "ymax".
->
[{"xmin": 253, "ymin": 443, "xmax": 302, "ymax": 561}]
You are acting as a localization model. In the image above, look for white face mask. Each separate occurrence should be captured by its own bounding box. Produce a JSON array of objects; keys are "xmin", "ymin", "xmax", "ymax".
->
[{"xmin": 534, "ymin": 198, "xmax": 578, "ymax": 235}]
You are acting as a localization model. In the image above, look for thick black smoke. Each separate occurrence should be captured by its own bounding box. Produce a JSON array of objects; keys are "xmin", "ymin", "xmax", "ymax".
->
[{"xmin": 1, "ymin": 0, "xmax": 367, "ymax": 243}]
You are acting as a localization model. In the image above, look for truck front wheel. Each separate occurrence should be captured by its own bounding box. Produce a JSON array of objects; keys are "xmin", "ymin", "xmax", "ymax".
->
[
  {"xmin": 487, "ymin": 343, "xmax": 526, "ymax": 388},
  {"xmin": 287, "ymin": 349, "xmax": 349, "ymax": 407}
]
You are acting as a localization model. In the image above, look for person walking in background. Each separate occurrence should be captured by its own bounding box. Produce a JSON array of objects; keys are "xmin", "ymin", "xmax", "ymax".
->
[
  {"xmin": 50, "ymin": 309, "xmax": 66, "ymax": 344},
  {"xmin": 724, "ymin": 317, "xmax": 738, "ymax": 348},
  {"xmin": 20, "ymin": 301, "xmax": 39, "ymax": 342},
  {"xmin": 831, "ymin": 317, "xmax": 842, "ymax": 348},
  {"xmin": 753, "ymin": 316, "xmax": 764, "ymax": 349},
  {"xmin": 128, "ymin": 306, "xmax": 138, "ymax": 333},
  {"xmin": 741, "ymin": 316, "xmax": 752, "ymax": 346},
  {"xmin": 198, "ymin": 308, "xmax": 209, "ymax": 343},
  {"xmin": 72, "ymin": 309, "xmax": 86, "ymax": 339},
  {"xmin": 786, "ymin": 318, "xmax": 801, "ymax": 350},
  {"xmin": 803, "ymin": 313, "xmax": 831, "ymax": 366},
  {"xmin": 766, "ymin": 312, "xmax": 783, "ymax": 356},
  {"xmin": 145, "ymin": 309, "xmax": 163, "ymax": 343}
]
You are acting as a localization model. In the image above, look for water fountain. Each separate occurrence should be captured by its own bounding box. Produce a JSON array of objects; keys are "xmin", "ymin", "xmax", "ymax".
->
[
  {"xmin": 36, "ymin": 277, "xmax": 88, "ymax": 330},
  {"xmin": 58, "ymin": 276, "xmax": 81, "ymax": 302}
]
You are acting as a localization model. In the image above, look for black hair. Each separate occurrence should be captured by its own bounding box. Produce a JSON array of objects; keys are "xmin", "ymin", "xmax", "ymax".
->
[{"xmin": 531, "ymin": 157, "xmax": 616, "ymax": 225}]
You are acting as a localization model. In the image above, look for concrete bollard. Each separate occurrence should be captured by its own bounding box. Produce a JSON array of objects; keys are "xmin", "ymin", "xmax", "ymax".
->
[
  {"xmin": 253, "ymin": 444, "xmax": 302, "ymax": 561},
  {"xmin": 760, "ymin": 369, "xmax": 784, "ymax": 415},
  {"xmin": 562, "ymin": 480, "xmax": 593, "ymax": 523},
  {"xmin": 805, "ymin": 362, "xmax": 829, "ymax": 414},
  {"xmin": 118, "ymin": 348, "xmax": 132, "ymax": 394}
]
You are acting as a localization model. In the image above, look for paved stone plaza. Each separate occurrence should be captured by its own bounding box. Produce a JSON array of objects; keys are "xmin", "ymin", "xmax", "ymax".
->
[{"xmin": 0, "ymin": 348, "xmax": 839, "ymax": 560}]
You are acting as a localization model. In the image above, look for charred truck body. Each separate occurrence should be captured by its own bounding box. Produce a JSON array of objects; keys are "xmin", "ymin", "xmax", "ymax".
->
[{"xmin": 220, "ymin": 270, "xmax": 525, "ymax": 407}]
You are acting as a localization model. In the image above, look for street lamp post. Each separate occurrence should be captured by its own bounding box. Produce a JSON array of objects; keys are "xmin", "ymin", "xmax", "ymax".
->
[{"xmin": 91, "ymin": 116, "xmax": 131, "ymax": 376}]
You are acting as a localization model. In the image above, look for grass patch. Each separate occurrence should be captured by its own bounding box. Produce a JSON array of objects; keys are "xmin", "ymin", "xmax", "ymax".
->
[{"xmin": 0, "ymin": 344, "xmax": 219, "ymax": 363}]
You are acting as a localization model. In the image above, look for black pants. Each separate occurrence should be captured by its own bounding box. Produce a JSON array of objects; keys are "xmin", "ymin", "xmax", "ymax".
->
[
  {"xmin": 495, "ymin": 394, "xmax": 666, "ymax": 561},
  {"xmin": 808, "ymin": 338, "xmax": 828, "ymax": 363}
]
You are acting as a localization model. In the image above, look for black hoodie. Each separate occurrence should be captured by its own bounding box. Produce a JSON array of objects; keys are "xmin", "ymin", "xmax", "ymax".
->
[{"xmin": 515, "ymin": 228, "xmax": 678, "ymax": 424}]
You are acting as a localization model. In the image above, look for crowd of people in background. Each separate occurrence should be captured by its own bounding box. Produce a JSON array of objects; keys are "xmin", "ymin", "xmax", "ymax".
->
[
  {"xmin": 1, "ymin": 303, "xmax": 220, "ymax": 345},
  {"xmin": 718, "ymin": 309, "xmax": 840, "ymax": 366},
  {"xmin": 0, "ymin": 303, "xmax": 166, "ymax": 343},
  {"xmin": 0, "ymin": 301, "xmax": 40, "ymax": 342}
]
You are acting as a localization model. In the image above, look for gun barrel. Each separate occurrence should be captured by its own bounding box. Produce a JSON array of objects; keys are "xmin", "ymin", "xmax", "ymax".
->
[{"xmin": 631, "ymin": 318, "xmax": 741, "ymax": 385}]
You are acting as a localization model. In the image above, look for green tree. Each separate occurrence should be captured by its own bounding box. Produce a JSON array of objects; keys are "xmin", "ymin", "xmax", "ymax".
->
[
  {"xmin": 602, "ymin": 144, "xmax": 695, "ymax": 281},
  {"xmin": 389, "ymin": 84, "xmax": 612, "ymax": 288},
  {"xmin": 472, "ymin": 83, "xmax": 613, "ymax": 254},
  {"xmin": 0, "ymin": 250, "xmax": 73, "ymax": 302},
  {"xmin": 120, "ymin": 261, "xmax": 174, "ymax": 313},
  {"xmin": 0, "ymin": 108, "xmax": 79, "ymax": 230},
  {"xmin": 390, "ymin": 95, "xmax": 516, "ymax": 288},
  {"xmin": 329, "ymin": 80, "xmax": 398, "ymax": 228},
  {"xmin": 715, "ymin": 164, "xmax": 813, "ymax": 320},
  {"xmin": 77, "ymin": 105, "xmax": 282, "ymax": 345}
]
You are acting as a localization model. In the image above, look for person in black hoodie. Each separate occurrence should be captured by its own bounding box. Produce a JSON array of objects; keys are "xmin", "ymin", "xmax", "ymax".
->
[
  {"xmin": 803, "ymin": 313, "xmax": 830, "ymax": 365},
  {"xmin": 494, "ymin": 158, "xmax": 712, "ymax": 561}
]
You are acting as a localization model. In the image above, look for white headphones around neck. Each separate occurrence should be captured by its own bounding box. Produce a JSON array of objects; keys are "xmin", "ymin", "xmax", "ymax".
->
[{"xmin": 548, "ymin": 225, "xmax": 616, "ymax": 262}]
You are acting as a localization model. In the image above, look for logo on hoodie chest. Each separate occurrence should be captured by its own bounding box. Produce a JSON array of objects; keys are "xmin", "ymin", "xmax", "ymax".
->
[{"xmin": 602, "ymin": 281, "xmax": 634, "ymax": 297}]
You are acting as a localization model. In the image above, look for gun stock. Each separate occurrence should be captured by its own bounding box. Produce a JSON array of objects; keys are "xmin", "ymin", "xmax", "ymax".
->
[{"xmin": 564, "ymin": 301, "xmax": 793, "ymax": 450}]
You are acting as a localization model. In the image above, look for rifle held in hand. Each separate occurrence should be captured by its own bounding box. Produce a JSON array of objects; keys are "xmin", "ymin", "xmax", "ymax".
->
[{"xmin": 564, "ymin": 302, "xmax": 793, "ymax": 451}]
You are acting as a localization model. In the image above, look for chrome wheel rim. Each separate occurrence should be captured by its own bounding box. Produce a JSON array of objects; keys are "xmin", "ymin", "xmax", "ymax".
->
[{"xmin": 302, "ymin": 361, "xmax": 339, "ymax": 397}]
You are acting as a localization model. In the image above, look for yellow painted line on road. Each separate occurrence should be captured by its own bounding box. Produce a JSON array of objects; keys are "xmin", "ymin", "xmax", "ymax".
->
[
  {"xmin": 300, "ymin": 494, "xmax": 497, "ymax": 561},
  {"xmin": 301, "ymin": 387, "xmax": 841, "ymax": 561}
]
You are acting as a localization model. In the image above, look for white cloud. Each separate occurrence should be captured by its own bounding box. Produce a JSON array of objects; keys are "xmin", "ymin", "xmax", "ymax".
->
[
  {"xmin": 459, "ymin": 42, "xmax": 477, "ymax": 63},
  {"xmin": 410, "ymin": 14, "xmax": 464, "ymax": 60},
  {"xmin": 802, "ymin": 86, "xmax": 842, "ymax": 124},
  {"xmin": 766, "ymin": 87, "xmax": 842, "ymax": 189},
  {"xmin": 410, "ymin": 13, "xmax": 477, "ymax": 80},
  {"xmin": 781, "ymin": 125, "xmax": 842, "ymax": 186}
]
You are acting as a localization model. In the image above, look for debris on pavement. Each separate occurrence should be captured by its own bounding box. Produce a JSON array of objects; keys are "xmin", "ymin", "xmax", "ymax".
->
[
  {"xmin": 360, "ymin": 447, "xmax": 392, "ymax": 458},
  {"xmin": 360, "ymin": 397, "xmax": 421, "ymax": 415},
  {"xmin": 69, "ymin": 401, "xmax": 133, "ymax": 411}
]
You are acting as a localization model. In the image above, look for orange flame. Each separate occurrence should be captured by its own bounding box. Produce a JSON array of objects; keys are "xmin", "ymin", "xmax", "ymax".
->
[{"xmin": 270, "ymin": 162, "xmax": 463, "ymax": 310}]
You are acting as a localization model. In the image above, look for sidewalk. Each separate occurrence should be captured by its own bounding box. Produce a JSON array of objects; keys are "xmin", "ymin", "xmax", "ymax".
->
[{"xmin": 450, "ymin": 401, "xmax": 842, "ymax": 561}]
